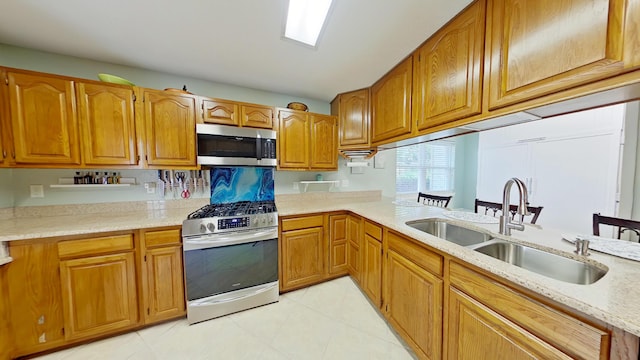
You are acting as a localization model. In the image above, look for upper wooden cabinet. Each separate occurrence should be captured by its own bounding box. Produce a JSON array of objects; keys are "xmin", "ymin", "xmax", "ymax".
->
[
  {"xmin": 0, "ymin": 69, "xmax": 7, "ymax": 167},
  {"xmin": 277, "ymin": 108, "xmax": 338, "ymax": 170},
  {"xmin": 371, "ymin": 56, "xmax": 413, "ymax": 144},
  {"xmin": 486, "ymin": 0, "xmax": 630, "ymax": 109},
  {"xmin": 310, "ymin": 113, "xmax": 338, "ymax": 169},
  {"xmin": 413, "ymin": 0, "xmax": 485, "ymax": 129},
  {"xmin": 6, "ymin": 70, "xmax": 81, "ymax": 165},
  {"xmin": 331, "ymin": 88, "xmax": 370, "ymax": 148},
  {"xmin": 202, "ymin": 97, "xmax": 274, "ymax": 129},
  {"xmin": 76, "ymin": 82, "xmax": 137, "ymax": 166},
  {"xmin": 141, "ymin": 89, "xmax": 197, "ymax": 168}
]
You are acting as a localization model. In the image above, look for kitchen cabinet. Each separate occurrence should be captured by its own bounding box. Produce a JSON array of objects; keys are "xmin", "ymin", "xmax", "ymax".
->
[
  {"xmin": 448, "ymin": 261, "xmax": 609, "ymax": 359},
  {"xmin": 412, "ymin": 0, "xmax": 485, "ymax": 129},
  {"xmin": 486, "ymin": 0, "xmax": 630, "ymax": 110},
  {"xmin": 5, "ymin": 70, "xmax": 80, "ymax": 166},
  {"xmin": 0, "ymin": 68, "xmax": 8, "ymax": 167},
  {"xmin": 310, "ymin": 113, "xmax": 338, "ymax": 169},
  {"xmin": 383, "ymin": 231, "xmax": 443, "ymax": 360},
  {"xmin": 331, "ymin": 88, "xmax": 370, "ymax": 148},
  {"xmin": 0, "ymin": 266, "xmax": 11, "ymax": 359},
  {"xmin": 140, "ymin": 227, "xmax": 185, "ymax": 324},
  {"xmin": 328, "ymin": 214, "xmax": 349, "ymax": 276},
  {"xmin": 279, "ymin": 215, "xmax": 326, "ymax": 291},
  {"xmin": 201, "ymin": 98, "xmax": 274, "ymax": 129},
  {"xmin": 371, "ymin": 56, "xmax": 413, "ymax": 144},
  {"xmin": 277, "ymin": 108, "xmax": 338, "ymax": 170},
  {"xmin": 58, "ymin": 234, "xmax": 139, "ymax": 341},
  {"xmin": 141, "ymin": 88, "xmax": 197, "ymax": 168},
  {"xmin": 346, "ymin": 214, "xmax": 362, "ymax": 284},
  {"xmin": 76, "ymin": 82, "xmax": 138, "ymax": 166},
  {"xmin": 447, "ymin": 288, "xmax": 573, "ymax": 360},
  {"xmin": 5, "ymin": 241, "xmax": 66, "ymax": 357},
  {"xmin": 362, "ymin": 220, "xmax": 382, "ymax": 307}
]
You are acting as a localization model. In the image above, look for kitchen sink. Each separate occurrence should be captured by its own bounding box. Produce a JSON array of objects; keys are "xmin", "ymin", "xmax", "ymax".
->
[
  {"xmin": 472, "ymin": 240, "xmax": 608, "ymax": 285},
  {"xmin": 405, "ymin": 218, "xmax": 493, "ymax": 246}
]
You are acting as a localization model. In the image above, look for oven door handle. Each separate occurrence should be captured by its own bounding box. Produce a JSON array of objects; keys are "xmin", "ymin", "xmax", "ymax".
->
[{"xmin": 183, "ymin": 228, "xmax": 278, "ymax": 251}]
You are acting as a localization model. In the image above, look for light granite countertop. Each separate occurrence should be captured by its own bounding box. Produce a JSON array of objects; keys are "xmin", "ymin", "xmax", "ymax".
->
[{"xmin": 1, "ymin": 193, "xmax": 640, "ymax": 338}]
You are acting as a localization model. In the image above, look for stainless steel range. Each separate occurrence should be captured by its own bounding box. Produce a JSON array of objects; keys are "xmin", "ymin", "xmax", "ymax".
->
[{"xmin": 182, "ymin": 200, "xmax": 279, "ymax": 324}]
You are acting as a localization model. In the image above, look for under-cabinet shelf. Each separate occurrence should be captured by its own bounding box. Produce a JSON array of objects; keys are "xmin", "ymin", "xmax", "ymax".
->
[
  {"xmin": 298, "ymin": 180, "xmax": 340, "ymax": 192},
  {"xmin": 50, "ymin": 184, "xmax": 132, "ymax": 189}
]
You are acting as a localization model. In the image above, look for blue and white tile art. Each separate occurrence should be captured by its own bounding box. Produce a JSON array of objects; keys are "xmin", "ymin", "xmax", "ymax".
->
[{"xmin": 210, "ymin": 167, "xmax": 274, "ymax": 204}]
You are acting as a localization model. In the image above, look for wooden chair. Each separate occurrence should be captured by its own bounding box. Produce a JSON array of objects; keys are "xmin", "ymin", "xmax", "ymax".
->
[
  {"xmin": 417, "ymin": 192, "xmax": 452, "ymax": 208},
  {"xmin": 474, "ymin": 199, "xmax": 543, "ymax": 224},
  {"xmin": 592, "ymin": 213, "xmax": 640, "ymax": 240}
]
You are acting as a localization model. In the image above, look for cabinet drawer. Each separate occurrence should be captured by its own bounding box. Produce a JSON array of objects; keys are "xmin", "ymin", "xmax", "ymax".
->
[
  {"xmin": 144, "ymin": 229, "xmax": 181, "ymax": 248},
  {"xmin": 449, "ymin": 262, "xmax": 609, "ymax": 360},
  {"xmin": 386, "ymin": 231, "xmax": 442, "ymax": 276},
  {"xmin": 58, "ymin": 234, "xmax": 134, "ymax": 258},
  {"xmin": 281, "ymin": 215, "xmax": 324, "ymax": 231},
  {"xmin": 364, "ymin": 220, "xmax": 382, "ymax": 241}
]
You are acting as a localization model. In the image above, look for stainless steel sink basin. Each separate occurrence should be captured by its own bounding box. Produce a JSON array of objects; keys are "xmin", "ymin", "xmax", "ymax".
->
[
  {"xmin": 405, "ymin": 218, "xmax": 493, "ymax": 246},
  {"xmin": 472, "ymin": 240, "xmax": 607, "ymax": 285}
]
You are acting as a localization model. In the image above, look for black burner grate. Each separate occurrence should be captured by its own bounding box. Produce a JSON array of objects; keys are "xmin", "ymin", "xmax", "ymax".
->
[{"xmin": 187, "ymin": 200, "xmax": 277, "ymax": 219}]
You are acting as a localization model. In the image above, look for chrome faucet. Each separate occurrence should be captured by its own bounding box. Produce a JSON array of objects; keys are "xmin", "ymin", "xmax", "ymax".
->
[{"xmin": 499, "ymin": 177, "xmax": 530, "ymax": 236}]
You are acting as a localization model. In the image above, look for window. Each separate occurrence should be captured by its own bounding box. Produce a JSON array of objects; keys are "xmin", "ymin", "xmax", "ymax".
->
[{"xmin": 396, "ymin": 140, "xmax": 456, "ymax": 194}]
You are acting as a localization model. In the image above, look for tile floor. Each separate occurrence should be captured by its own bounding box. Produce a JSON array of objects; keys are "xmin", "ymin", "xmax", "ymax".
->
[{"xmin": 34, "ymin": 276, "xmax": 416, "ymax": 360}]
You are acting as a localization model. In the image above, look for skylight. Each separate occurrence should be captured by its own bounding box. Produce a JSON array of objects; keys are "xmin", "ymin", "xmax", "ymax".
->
[{"xmin": 284, "ymin": 0, "xmax": 333, "ymax": 47}]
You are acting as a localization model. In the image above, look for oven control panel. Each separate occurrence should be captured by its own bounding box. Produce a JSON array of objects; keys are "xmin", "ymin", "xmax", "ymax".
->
[{"xmin": 218, "ymin": 216, "xmax": 250, "ymax": 230}]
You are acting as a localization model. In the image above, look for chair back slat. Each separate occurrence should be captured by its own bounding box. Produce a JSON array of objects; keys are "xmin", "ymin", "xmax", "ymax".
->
[
  {"xmin": 474, "ymin": 199, "xmax": 543, "ymax": 224},
  {"xmin": 417, "ymin": 193, "xmax": 452, "ymax": 208},
  {"xmin": 593, "ymin": 213, "xmax": 640, "ymax": 241}
]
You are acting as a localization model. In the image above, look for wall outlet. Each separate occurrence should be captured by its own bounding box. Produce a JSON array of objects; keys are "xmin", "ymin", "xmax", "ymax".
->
[
  {"xmin": 30, "ymin": 184, "xmax": 44, "ymax": 198},
  {"xmin": 144, "ymin": 182, "xmax": 156, "ymax": 194}
]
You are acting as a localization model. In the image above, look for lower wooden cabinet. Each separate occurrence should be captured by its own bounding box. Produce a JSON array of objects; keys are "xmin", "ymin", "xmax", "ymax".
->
[
  {"xmin": 384, "ymin": 231, "xmax": 443, "ymax": 360},
  {"xmin": 447, "ymin": 288, "xmax": 572, "ymax": 360},
  {"xmin": 362, "ymin": 221, "xmax": 382, "ymax": 307},
  {"xmin": 328, "ymin": 214, "xmax": 349, "ymax": 276},
  {"xmin": 448, "ymin": 261, "xmax": 609, "ymax": 360},
  {"xmin": 5, "ymin": 241, "xmax": 65, "ymax": 357},
  {"xmin": 346, "ymin": 215, "xmax": 362, "ymax": 284},
  {"xmin": 280, "ymin": 215, "xmax": 326, "ymax": 291},
  {"xmin": 58, "ymin": 235, "xmax": 138, "ymax": 340},
  {"xmin": 140, "ymin": 228, "xmax": 185, "ymax": 324}
]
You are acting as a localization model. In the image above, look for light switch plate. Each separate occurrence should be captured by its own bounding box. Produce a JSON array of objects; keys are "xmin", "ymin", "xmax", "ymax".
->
[{"xmin": 30, "ymin": 184, "xmax": 44, "ymax": 198}]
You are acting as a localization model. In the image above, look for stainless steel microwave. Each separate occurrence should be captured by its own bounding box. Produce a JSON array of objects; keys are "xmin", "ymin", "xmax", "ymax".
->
[{"xmin": 196, "ymin": 124, "xmax": 277, "ymax": 166}]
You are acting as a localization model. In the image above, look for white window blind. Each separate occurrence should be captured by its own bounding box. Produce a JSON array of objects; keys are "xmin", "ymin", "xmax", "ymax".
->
[{"xmin": 396, "ymin": 140, "xmax": 456, "ymax": 194}]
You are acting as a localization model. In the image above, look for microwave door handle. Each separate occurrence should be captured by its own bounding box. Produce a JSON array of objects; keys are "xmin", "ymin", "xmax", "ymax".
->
[{"xmin": 256, "ymin": 136, "xmax": 262, "ymax": 160}]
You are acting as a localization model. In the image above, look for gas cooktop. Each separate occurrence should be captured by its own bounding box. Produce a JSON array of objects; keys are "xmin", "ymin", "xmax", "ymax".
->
[{"xmin": 183, "ymin": 201, "xmax": 278, "ymax": 237}]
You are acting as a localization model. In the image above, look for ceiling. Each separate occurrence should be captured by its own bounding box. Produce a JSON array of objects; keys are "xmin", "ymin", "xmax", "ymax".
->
[{"xmin": 0, "ymin": 0, "xmax": 472, "ymax": 102}]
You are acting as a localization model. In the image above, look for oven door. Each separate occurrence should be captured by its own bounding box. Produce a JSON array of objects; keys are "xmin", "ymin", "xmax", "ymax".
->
[{"xmin": 183, "ymin": 228, "xmax": 278, "ymax": 302}]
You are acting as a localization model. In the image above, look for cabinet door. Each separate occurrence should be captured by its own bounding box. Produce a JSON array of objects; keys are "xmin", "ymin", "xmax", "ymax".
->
[
  {"xmin": 338, "ymin": 89, "xmax": 370, "ymax": 148},
  {"xmin": 202, "ymin": 98, "xmax": 239, "ymax": 126},
  {"xmin": 7, "ymin": 71, "xmax": 80, "ymax": 165},
  {"xmin": 0, "ymin": 69, "xmax": 7, "ymax": 166},
  {"xmin": 144, "ymin": 246, "xmax": 185, "ymax": 323},
  {"xmin": 143, "ymin": 90, "xmax": 197, "ymax": 167},
  {"xmin": 487, "ymin": 0, "xmax": 626, "ymax": 109},
  {"xmin": 328, "ymin": 214, "xmax": 348, "ymax": 275},
  {"xmin": 60, "ymin": 252, "xmax": 138, "ymax": 340},
  {"xmin": 0, "ymin": 267, "xmax": 11, "ymax": 359},
  {"xmin": 447, "ymin": 288, "xmax": 572, "ymax": 360},
  {"xmin": 385, "ymin": 249, "xmax": 443, "ymax": 360},
  {"xmin": 241, "ymin": 104, "xmax": 274, "ymax": 129},
  {"xmin": 362, "ymin": 234, "xmax": 382, "ymax": 307},
  {"xmin": 5, "ymin": 242, "xmax": 65, "ymax": 356},
  {"xmin": 413, "ymin": 0, "xmax": 485, "ymax": 129},
  {"xmin": 278, "ymin": 109, "xmax": 310, "ymax": 169},
  {"xmin": 310, "ymin": 113, "xmax": 338, "ymax": 169},
  {"xmin": 346, "ymin": 215, "xmax": 362, "ymax": 284},
  {"xmin": 280, "ymin": 227, "xmax": 324, "ymax": 290},
  {"xmin": 371, "ymin": 57, "xmax": 413, "ymax": 144},
  {"xmin": 77, "ymin": 82, "xmax": 137, "ymax": 166}
]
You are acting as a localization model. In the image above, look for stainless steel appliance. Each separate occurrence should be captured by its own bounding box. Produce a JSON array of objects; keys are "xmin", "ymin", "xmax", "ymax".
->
[
  {"xmin": 182, "ymin": 200, "xmax": 279, "ymax": 324},
  {"xmin": 196, "ymin": 124, "xmax": 277, "ymax": 166}
]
